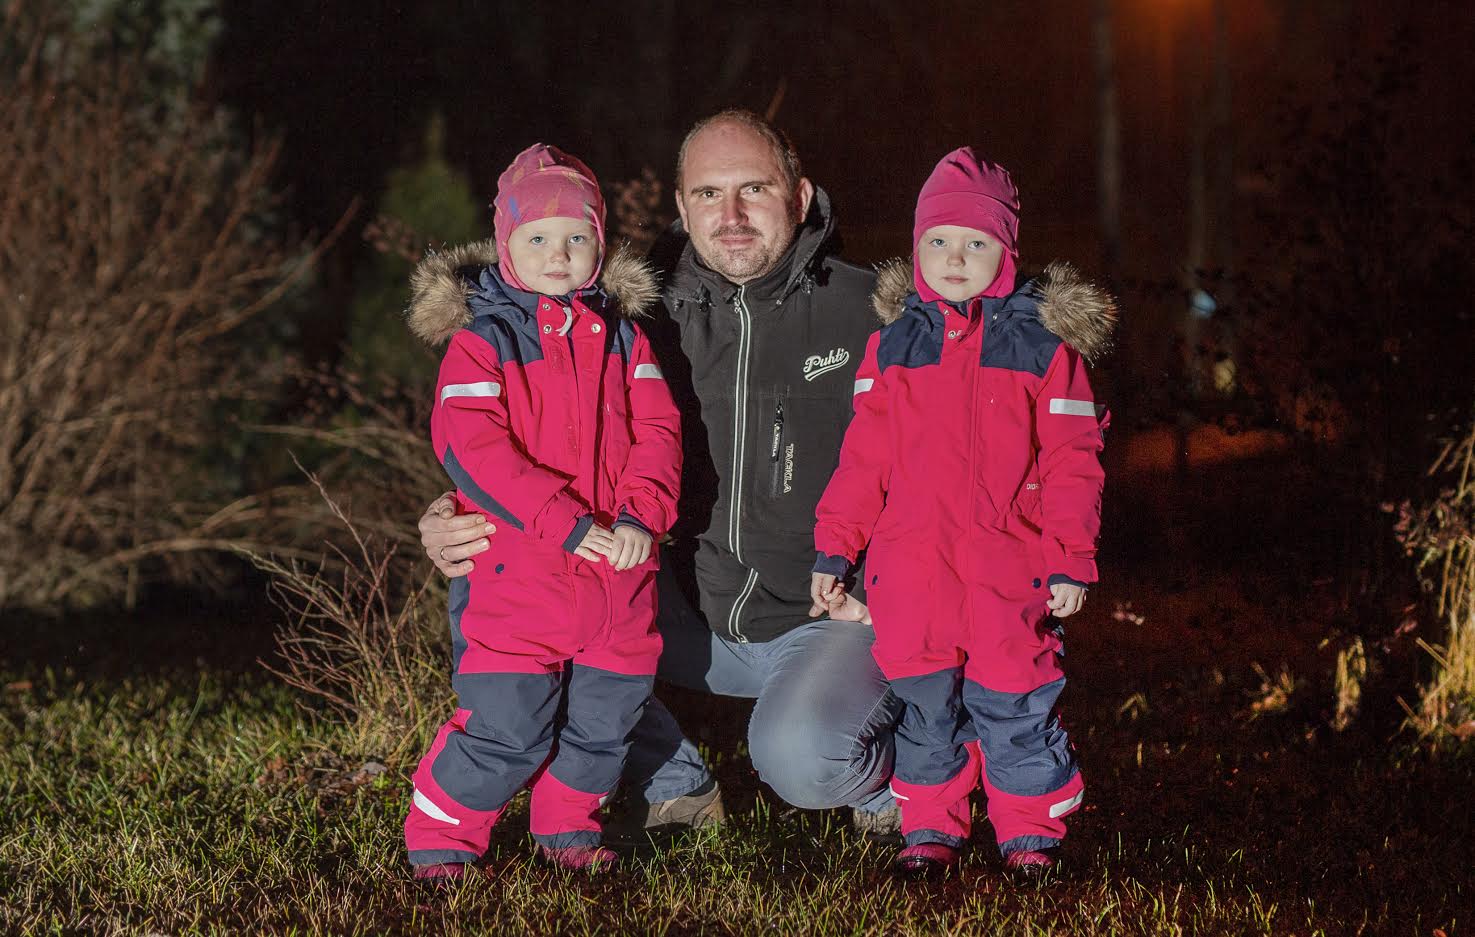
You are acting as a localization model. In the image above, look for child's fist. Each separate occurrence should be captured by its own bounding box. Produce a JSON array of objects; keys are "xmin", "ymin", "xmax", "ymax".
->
[
  {"xmin": 609, "ymin": 525, "xmax": 654, "ymax": 571},
  {"xmin": 809, "ymin": 573, "xmax": 845, "ymax": 617},
  {"xmin": 1046, "ymin": 582, "xmax": 1086, "ymax": 618}
]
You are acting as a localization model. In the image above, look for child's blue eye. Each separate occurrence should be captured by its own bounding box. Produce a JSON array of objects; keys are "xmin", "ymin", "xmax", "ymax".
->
[
  {"xmin": 968, "ymin": 240, "xmax": 985, "ymax": 250},
  {"xmin": 929, "ymin": 238, "xmax": 946, "ymax": 248},
  {"xmin": 570, "ymin": 235, "xmax": 586, "ymax": 244},
  {"xmin": 529, "ymin": 235, "xmax": 545, "ymax": 245}
]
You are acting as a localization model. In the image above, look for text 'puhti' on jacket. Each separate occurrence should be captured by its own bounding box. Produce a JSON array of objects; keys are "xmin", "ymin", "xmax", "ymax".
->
[
  {"xmin": 813, "ymin": 259, "xmax": 1116, "ymax": 637},
  {"xmin": 643, "ymin": 188, "xmax": 881, "ymax": 644}
]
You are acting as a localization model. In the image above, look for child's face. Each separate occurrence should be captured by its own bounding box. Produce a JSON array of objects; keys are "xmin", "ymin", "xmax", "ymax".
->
[
  {"xmin": 916, "ymin": 225, "xmax": 1005, "ymax": 303},
  {"xmin": 505, "ymin": 217, "xmax": 599, "ymax": 295}
]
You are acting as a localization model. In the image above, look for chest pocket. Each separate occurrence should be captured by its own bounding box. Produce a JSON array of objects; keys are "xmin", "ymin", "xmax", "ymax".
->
[{"xmin": 756, "ymin": 385, "xmax": 848, "ymax": 531}]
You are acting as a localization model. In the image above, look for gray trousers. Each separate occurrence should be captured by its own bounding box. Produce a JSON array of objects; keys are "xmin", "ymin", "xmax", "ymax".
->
[{"xmin": 624, "ymin": 568, "xmax": 902, "ymax": 813}]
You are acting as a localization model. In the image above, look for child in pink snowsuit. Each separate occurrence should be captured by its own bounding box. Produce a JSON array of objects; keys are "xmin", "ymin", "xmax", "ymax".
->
[
  {"xmin": 403, "ymin": 144, "xmax": 681, "ymax": 877},
  {"xmin": 811, "ymin": 147, "xmax": 1114, "ymax": 877}
]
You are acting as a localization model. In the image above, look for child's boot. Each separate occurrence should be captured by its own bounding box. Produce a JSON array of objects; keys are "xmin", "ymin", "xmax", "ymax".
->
[
  {"xmin": 411, "ymin": 861, "xmax": 468, "ymax": 884},
  {"xmin": 536, "ymin": 843, "xmax": 620, "ymax": 873},
  {"xmin": 1003, "ymin": 847, "xmax": 1059, "ymax": 881},
  {"xmin": 892, "ymin": 842, "xmax": 961, "ymax": 880}
]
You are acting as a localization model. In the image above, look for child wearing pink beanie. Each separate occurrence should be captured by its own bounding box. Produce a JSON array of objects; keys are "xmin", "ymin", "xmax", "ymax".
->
[
  {"xmin": 812, "ymin": 147, "xmax": 1116, "ymax": 879},
  {"xmin": 403, "ymin": 144, "xmax": 682, "ymax": 878}
]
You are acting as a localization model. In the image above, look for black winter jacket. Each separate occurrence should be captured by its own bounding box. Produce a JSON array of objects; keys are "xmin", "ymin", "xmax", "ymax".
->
[{"xmin": 646, "ymin": 189, "xmax": 878, "ymax": 643}]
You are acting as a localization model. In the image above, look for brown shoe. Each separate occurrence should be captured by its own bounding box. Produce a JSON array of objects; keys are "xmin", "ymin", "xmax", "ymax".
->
[
  {"xmin": 642, "ymin": 779, "xmax": 726, "ymax": 832},
  {"xmin": 851, "ymin": 803, "xmax": 903, "ymax": 844}
]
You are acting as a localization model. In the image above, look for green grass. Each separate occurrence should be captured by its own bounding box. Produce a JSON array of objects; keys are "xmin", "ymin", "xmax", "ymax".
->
[{"xmin": 3, "ymin": 623, "xmax": 1469, "ymax": 936}]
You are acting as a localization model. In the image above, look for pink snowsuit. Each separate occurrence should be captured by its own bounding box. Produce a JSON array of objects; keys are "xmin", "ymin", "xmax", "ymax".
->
[
  {"xmin": 813, "ymin": 148, "xmax": 1114, "ymax": 856},
  {"xmin": 402, "ymin": 146, "xmax": 681, "ymax": 865}
]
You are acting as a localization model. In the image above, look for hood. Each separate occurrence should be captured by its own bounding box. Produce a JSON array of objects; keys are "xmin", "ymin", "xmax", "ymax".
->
[
  {"xmin": 654, "ymin": 186, "xmax": 841, "ymax": 306},
  {"xmin": 869, "ymin": 258, "xmax": 1118, "ymax": 363},
  {"xmin": 407, "ymin": 239, "xmax": 660, "ymax": 346}
]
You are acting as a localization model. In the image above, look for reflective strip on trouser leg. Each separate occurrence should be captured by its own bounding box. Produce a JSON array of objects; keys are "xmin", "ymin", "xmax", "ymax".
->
[
  {"xmin": 404, "ymin": 671, "xmax": 563, "ymax": 863},
  {"xmin": 530, "ymin": 664, "xmax": 655, "ymax": 848},
  {"xmin": 886, "ymin": 668, "xmax": 977, "ymax": 848},
  {"xmin": 961, "ymin": 676, "xmax": 1083, "ymax": 855}
]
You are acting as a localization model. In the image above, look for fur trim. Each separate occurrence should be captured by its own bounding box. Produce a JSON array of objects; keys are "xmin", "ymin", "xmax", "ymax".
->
[
  {"xmin": 871, "ymin": 258, "xmax": 913, "ymax": 325},
  {"xmin": 406, "ymin": 240, "xmax": 660, "ymax": 346},
  {"xmin": 1036, "ymin": 261, "xmax": 1117, "ymax": 363},
  {"xmin": 868, "ymin": 258, "xmax": 1117, "ymax": 361}
]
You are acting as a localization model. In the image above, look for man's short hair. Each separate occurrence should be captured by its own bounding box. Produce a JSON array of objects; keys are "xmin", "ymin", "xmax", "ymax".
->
[{"xmin": 675, "ymin": 109, "xmax": 803, "ymax": 194}]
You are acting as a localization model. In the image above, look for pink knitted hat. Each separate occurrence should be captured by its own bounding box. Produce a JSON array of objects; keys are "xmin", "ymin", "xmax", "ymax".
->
[
  {"xmin": 492, "ymin": 144, "xmax": 606, "ymax": 292},
  {"xmin": 913, "ymin": 147, "xmax": 1020, "ymax": 301}
]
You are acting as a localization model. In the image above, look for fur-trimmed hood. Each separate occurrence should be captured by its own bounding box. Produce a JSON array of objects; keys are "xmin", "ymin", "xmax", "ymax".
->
[
  {"xmin": 407, "ymin": 240, "xmax": 660, "ymax": 346},
  {"xmin": 869, "ymin": 259, "xmax": 1118, "ymax": 363}
]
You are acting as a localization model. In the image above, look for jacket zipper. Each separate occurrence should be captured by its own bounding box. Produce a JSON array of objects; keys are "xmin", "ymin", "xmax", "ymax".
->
[
  {"xmin": 726, "ymin": 285, "xmax": 753, "ymax": 641},
  {"xmin": 769, "ymin": 399, "xmax": 785, "ymax": 497}
]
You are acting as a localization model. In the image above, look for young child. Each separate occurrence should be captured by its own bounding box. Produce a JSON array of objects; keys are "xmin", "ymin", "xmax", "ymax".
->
[
  {"xmin": 810, "ymin": 147, "xmax": 1115, "ymax": 878},
  {"xmin": 403, "ymin": 144, "xmax": 681, "ymax": 878}
]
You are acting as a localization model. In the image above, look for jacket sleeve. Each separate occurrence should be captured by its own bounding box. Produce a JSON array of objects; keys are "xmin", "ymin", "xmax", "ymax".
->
[
  {"xmin": 1035, "ymin": 343, "xmax": 1108, "ymax": 587},
  {"xmin": 813, "ymin": 331, "xmax": 891, "ymax": 575},
  {"xmin": 613, "ymin": 324, "xmax": 683, "ymax": 537},
  {"xmin": 433, "ymin": 330, "xmax": 588, "ymax": 547}
]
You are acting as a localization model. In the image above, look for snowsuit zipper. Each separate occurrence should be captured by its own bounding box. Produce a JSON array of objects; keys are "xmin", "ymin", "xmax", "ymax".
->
[{"xmin": 769, "ymin": 399, "xmax": 785, "ymax": 497}]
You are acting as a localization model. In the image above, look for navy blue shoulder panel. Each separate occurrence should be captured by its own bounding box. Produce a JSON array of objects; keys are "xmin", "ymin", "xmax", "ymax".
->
[
  {"xmin": 461, "ymin": 265, "xmax": 545, "ymax": 365},
  {"xmin": 608, "ymin": 314, "xmax": 638, "ymax": 363},
  {"xmin": 980, "ymin": 285, "xmax": 1061, "ymax": 378},
  {"xmin": 876, "ymin": 301, "xmax": 943, "ymax": 373}
]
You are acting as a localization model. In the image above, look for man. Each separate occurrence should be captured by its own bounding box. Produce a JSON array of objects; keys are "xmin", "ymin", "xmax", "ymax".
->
[{"xmin": 419, "ymin": 110, "xmax": 901, "ymax": 832}]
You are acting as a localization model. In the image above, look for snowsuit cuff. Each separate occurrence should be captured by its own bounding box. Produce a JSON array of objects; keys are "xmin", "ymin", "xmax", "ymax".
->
[
  {"xmin": 612, "ymin": 510, "xmax": 652, "ymax": 538},
  {"xmin": 562, "ymin": 514, "xmax": 596, "ymax": 554},
  {"xmin": 1047, "ymin": 573, "xmax": 1090, "ymax": 589},
  {"xmin": 812, "ymin": 552, "xmax": 852, "ymax": 578}
]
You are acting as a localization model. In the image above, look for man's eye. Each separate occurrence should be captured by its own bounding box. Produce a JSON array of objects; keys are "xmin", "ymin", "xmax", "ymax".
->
[{"xmin": 746, "ymin": 185, "xmax": 764, "ymax": 194}]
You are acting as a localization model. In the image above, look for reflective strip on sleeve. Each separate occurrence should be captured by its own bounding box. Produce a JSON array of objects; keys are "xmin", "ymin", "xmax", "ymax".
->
[
  {"xmin": 853, "ymin": 378, "xmax": 875, "ymax": 395},
  {"xmin": 633, "ymin": 363, "xmax": 663, "ymax": 379},
  {"xmin": 412, "ymin": 787, "xmax": 461, "ymax": 825},
  {"xmin": 1048, "ymin": 398, "xmax": 1096, "ymax": 417},
  {"xmin": 440, "ymin": 381, "xmax": 501, "ymax": 405},
  {"xmin": 1048, "ymin": 789, "xmax": 1084, "ymax": 818}
]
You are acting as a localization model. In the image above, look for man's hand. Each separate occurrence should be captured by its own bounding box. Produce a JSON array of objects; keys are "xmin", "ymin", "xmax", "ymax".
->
[
  {"xmin": 1047, "ymin": 582, "xmax": 1086, "ymax": 619},
  {"xmin": 420, "ymin": 492, "xmax": 495, "ymax": 577},
  {"xmin": 809, "ymin": 572, "xmax": 846, "ymax": 617},
  {"xmin": 826, "ymin": 592, "xmax": 873, "ymax": 626},
  {"xmin": 574, "ymin": 523, "xmax": 617, "ymax": 563},
  {"xmin": 608, "ymin": 526, "xmax": 654, "ymax": 571}
]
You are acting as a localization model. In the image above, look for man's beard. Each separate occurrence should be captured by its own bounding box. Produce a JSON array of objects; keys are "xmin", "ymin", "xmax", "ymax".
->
[{"xmin": 700, "ymin": 223, "xmax": 796, "ymax": 284}]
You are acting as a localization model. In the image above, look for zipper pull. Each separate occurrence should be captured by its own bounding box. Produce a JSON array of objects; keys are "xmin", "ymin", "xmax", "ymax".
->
[{"xmin": 771, "ymin": 400, "xmax": 785, "ymax": 461}]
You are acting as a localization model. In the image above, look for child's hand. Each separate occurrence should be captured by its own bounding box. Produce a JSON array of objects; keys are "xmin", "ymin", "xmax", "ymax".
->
[
  {"xmin": 573, "ymin": 523, "xmax": 616, "ymax": 563},
  {"xmin": 1047, "ymin": 582, "xmax": 1086, "ymax": 618},
  {"xmin": 608, "ymin": 525, "xmax": 653, "ymax": 571},
  {"xmin": 809, "ymin": 573, "xmax": 846, "ymax": 617},
  {"xmin": 826, "ymin": 592, "xmax": 873, "ymax": 626}
]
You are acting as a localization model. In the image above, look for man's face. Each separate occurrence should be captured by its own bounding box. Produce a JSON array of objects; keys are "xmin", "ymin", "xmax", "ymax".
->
[{"xmin": 675, "ymin": 121, "xmax": 814, "ymax": 285}]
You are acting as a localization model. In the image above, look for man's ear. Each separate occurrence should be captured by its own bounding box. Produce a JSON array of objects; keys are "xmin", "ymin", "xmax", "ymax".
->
[
  {"xmin": 674, "ymin": 188, "xmax": 689, "ymax": 229},
  {"xmin": 793, "ymin": 177, "xmax": 815, "ymax": 224}
]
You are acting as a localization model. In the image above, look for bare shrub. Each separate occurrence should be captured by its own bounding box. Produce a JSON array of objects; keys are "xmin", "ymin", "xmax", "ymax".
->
[
  {"xmin": 253, "ymin": 472, "xmax": 450, "ymax": 765},
  {"xmin": 0, "ymin": 26, "xmax": 348, "ymax": 610},
  {"xmin": 1399, "ymin": 422, "xmax": 1475, "ymax": 740}
]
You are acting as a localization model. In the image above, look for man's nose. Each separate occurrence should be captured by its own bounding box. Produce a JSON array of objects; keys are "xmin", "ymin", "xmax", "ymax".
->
[{"xmin": 719, "ymin": 196, "xmax": 747, "ymax": 225}]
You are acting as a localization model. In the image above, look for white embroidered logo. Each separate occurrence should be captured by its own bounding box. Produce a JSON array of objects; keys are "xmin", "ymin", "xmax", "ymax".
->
[{"xmin": 803, "ymin": 347, "xmax": 850, "ymax": 382}]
